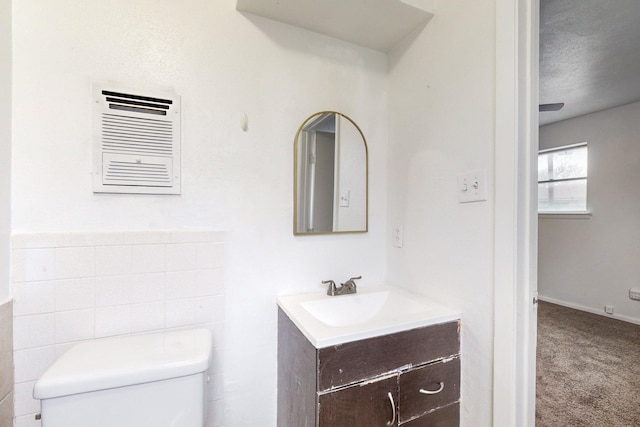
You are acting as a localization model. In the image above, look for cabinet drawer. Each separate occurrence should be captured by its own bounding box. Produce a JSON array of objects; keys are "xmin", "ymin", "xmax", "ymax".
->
[
  {"xmin": 318, "ymin": 375, "xmax": 398, "ymax": 427},
  {"xmin": 399, "ymin": 402, "xmax": 459, "ymax": 427},
  {"xmin": 398, "ymin": 357, "xmax": 460, "ymax": 423},
  {"xmin": 318, "ymin": 321, "xmax": 459, "ymax": 391}
]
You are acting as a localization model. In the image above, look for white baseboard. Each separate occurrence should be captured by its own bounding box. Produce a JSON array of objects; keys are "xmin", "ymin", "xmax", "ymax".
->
[{"xmin": 537, "ymin": 295, "xmax": 640, "ymax": 326}]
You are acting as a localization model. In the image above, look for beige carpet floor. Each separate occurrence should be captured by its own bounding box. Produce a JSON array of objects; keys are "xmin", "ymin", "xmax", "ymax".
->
[{"xmin": 536, "ymin": 301, "xmax": 640, "ymax": 426}]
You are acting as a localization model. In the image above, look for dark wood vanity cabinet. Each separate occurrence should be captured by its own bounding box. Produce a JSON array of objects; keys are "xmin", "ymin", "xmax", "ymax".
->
[{"xmin": 277, "ymin": 308, "xmax": 461, "ymax": 427}]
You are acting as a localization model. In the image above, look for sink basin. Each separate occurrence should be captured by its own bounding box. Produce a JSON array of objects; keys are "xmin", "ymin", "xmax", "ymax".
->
[
  {"xmin": 300, "ymin": 291, "xmax": 391, "ymax": 327},
  {"xmin": 277, "ymin": 285, "xmax": 460, "ymax": 348},
  {"xmin": 299, "ymin": 290, "xmax": 436, "ymax": 327}
]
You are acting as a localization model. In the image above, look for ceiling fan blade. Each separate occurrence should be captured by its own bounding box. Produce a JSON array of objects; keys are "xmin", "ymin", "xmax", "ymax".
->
[{"xmin": 539, "ymin": 103, "xmax": 565, "ymax": 112}]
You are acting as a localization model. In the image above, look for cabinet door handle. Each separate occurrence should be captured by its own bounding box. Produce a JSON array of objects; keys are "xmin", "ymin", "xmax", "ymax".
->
[
  {"xmin": 419, "ymin": 382, "xmax": 445, "ymax": 395},
  {"xmin": 386, "ymin": 392, "xmax": 396, "ymax": 426}
]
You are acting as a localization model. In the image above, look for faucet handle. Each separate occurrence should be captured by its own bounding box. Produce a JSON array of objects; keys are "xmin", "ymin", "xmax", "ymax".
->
[
  {"xmin": 343, "ymin": 276, "xmax": 361, "ymax": 290},
  {"xmin": 322, "ymin": 280, "xmax": 338, "ymax": 296}
]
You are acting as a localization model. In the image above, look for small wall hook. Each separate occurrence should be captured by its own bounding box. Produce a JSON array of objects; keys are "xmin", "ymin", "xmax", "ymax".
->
[{"xmin": 240, "ymin": 113, "xmax": 249, "ymax": 132}]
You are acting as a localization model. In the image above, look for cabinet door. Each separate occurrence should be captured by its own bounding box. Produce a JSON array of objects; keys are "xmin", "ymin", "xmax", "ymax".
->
[
  {"xmin": 399, "ymin": 403, "xmax": 459, "ymax": 427},
  {"xmin": 398, "ymin": 357, "xmax": 460, "ymax": 423},
  {"xmin": 318, "ymin": 375, "xmax": 398, "ymax": 427}
]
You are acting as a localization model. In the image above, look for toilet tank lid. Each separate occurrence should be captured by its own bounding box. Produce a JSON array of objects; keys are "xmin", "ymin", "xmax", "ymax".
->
[{"xmin": 33, "ymin": 328, "xmax": 212, "ymax": 400}]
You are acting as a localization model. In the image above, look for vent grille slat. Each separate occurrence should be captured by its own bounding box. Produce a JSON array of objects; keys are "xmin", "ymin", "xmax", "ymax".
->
[
  {"xmin": 105, "ymin": 97, "xmax": 171, "ymax": 110},
  {"xmin": 109, "ymin": 104, "xmax": 167, "ymax": 116},
  {"xmin": 102, "ymin": 124, "xmax": 172, "ymax": 134},
  {"xmin": 93, "ymin": 85, "xmax": 181, "ymax": 194},
  {"xmin": 102, "ymin": 148, "xmax": 173, "ymax": 156},
  {"xmin": 103, "ymin": 122, "xmax": 173, "ymax": 133},
  {"xmin": 102, "ymin": 145, "xmax": 173, "ymax": 153},
  {"xmin": 103, "ymin": 90, "xmax": 172, "ymax": 116},
  {"xmin": 101, "ymin": 113, "xmax": 173, "ymax": 157},
  {"xmin": 102, "ymin": 113, "xmax": 172, "ymax": 126},
  {"xmin": 103, "ymin": 137, "xmax": 171, "ymax": 146},
  {"xmin": 103, "ymin": 132, "xmax": 172, "ymax": 139},
  {"xmin": 102, "ymin": 136, "xmax": 172, "ymax": 146},
  {"xmin": 101, "ymin": 90, "xmax": 173, "ymax": 105},
  {"xmin": 102, "ymin": 154, "xmax": 172, "ymax": 187}
]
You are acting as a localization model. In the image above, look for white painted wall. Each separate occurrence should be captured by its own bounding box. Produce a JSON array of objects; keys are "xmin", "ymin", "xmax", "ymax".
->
[
  {"xmin": 10, "ymin": 0, "xmax": 532, "ymax": 424},
  {"xmin": 387, "ymin": 2, "xmax": 496, "ymax": 426},
  {"xmin": 539, "ymin": 101, "xmax": 640, "ymax": 324},
  {"xmin": 0, "ymin": 0, "xmax": 11, "ymax": 303},
  {"xmin": 12, "ymin": 0, "xmax": 388, "ymax": 425}
]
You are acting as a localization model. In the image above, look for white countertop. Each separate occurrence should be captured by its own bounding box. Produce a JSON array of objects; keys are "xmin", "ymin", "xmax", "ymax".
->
[{"xmin": 277, "ymin": 285, "xmax": 461, "ymax": 348}]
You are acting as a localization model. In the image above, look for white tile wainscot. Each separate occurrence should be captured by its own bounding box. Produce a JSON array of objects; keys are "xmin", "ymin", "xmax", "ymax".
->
[{"xmin": 11, "ymin": 230, "xmax": 225, "ymax": 427}]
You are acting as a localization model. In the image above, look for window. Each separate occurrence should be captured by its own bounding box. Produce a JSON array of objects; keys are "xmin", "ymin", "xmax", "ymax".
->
[{"xmin": 538, "ymin": 143, "xmax": 588, "ymax": 213}]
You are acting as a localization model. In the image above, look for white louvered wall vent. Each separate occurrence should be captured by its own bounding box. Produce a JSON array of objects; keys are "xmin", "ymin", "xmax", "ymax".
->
[{"xmin": 93, "ymin": 85, "xmax": 181, "ymax": 195}]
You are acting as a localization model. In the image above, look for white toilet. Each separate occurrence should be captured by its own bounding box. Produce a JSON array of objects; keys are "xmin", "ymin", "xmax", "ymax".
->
[{"xmin": 33, "ymin": 328, "xmax": 212, "ymax": 427}]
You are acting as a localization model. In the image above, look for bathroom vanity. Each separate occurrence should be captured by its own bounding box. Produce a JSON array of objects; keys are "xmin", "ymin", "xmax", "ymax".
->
[{"xmin": 277, "ymin": 286, "xmax": 461, "ymax": 427}]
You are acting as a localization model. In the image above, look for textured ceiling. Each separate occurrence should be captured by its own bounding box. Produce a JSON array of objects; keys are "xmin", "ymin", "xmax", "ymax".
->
[{"xmin": 539, "ymin": 0, "xmax": 640, "ymax": 125}]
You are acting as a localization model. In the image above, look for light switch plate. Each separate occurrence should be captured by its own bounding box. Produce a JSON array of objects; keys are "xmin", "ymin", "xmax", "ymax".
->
[
  {"xmin": 457, "ymin": 170, "xmax": 487, "ymax": 203},
  {"xmin": 339, "ymin": 190, "xmax": 350, "ymax": 207}
]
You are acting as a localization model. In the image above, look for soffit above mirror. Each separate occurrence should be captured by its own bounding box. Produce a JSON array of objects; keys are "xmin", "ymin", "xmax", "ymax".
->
[{"xmin": 236, "ymin": 0, "xmax": 435, "ymax": 52}]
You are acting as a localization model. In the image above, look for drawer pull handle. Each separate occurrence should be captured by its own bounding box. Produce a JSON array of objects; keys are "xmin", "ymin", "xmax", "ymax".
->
[
  {"xmin": 419, "ymin": 382, "xmax": 445, "ymax": 395},
  {"xmin": 386, "ymin": 392, "xmax": 396, "ymax": 426}
]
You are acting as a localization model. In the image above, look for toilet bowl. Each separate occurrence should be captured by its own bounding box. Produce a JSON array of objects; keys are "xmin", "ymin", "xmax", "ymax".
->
[{"xmin": 33, "ymin": 328, "xmax": 212, "ymax": 427}]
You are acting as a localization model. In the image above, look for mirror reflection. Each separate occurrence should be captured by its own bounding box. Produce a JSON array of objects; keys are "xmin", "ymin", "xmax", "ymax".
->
[{"xmin": 294, "ymin": 112, "xmax": 368, "ymax": 235}]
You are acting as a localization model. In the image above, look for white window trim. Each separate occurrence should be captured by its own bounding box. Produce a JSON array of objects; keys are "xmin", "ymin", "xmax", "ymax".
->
[
  {"xmin": 538, "ymin": 211, "xmax": 591, "ymax": 219},
  {"xmin": 538, "ymin": 141, "xmax": 587, "ymax": 154}
]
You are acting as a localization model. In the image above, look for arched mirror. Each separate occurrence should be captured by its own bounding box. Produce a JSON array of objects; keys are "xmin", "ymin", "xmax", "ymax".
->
[{"xmin": 294, "ymin": 112, "xmax": 368, "ymax": 235}]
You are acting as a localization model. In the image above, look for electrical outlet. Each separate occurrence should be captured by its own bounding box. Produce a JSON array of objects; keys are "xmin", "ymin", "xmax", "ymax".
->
[
  {"xmin": 605, "ymin": 305, "xmax": 614, "ymax": 315},
  {"xmin": 629, "ymin": 289, "xmax": 640, "ymax": 301},
  {"xmin": 393, "ymin": 225, "xmax": 403, "ymax": 248}
]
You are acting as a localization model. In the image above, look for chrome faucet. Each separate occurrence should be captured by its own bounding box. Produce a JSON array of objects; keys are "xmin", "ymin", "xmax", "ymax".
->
[{"xmin": 322, "ymin": 276, "xmax": 361, "ymax": 296}]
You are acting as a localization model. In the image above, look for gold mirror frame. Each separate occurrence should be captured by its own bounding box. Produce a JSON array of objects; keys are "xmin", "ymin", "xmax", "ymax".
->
[{"xmin": 293, "ymin": 111, "xmax": 368, "ymax": 235}]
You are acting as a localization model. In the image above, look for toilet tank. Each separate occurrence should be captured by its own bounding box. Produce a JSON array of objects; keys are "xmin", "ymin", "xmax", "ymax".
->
[{"xmin": 33, "ymin": 328, "xmax": 212, "ymax": 427}]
